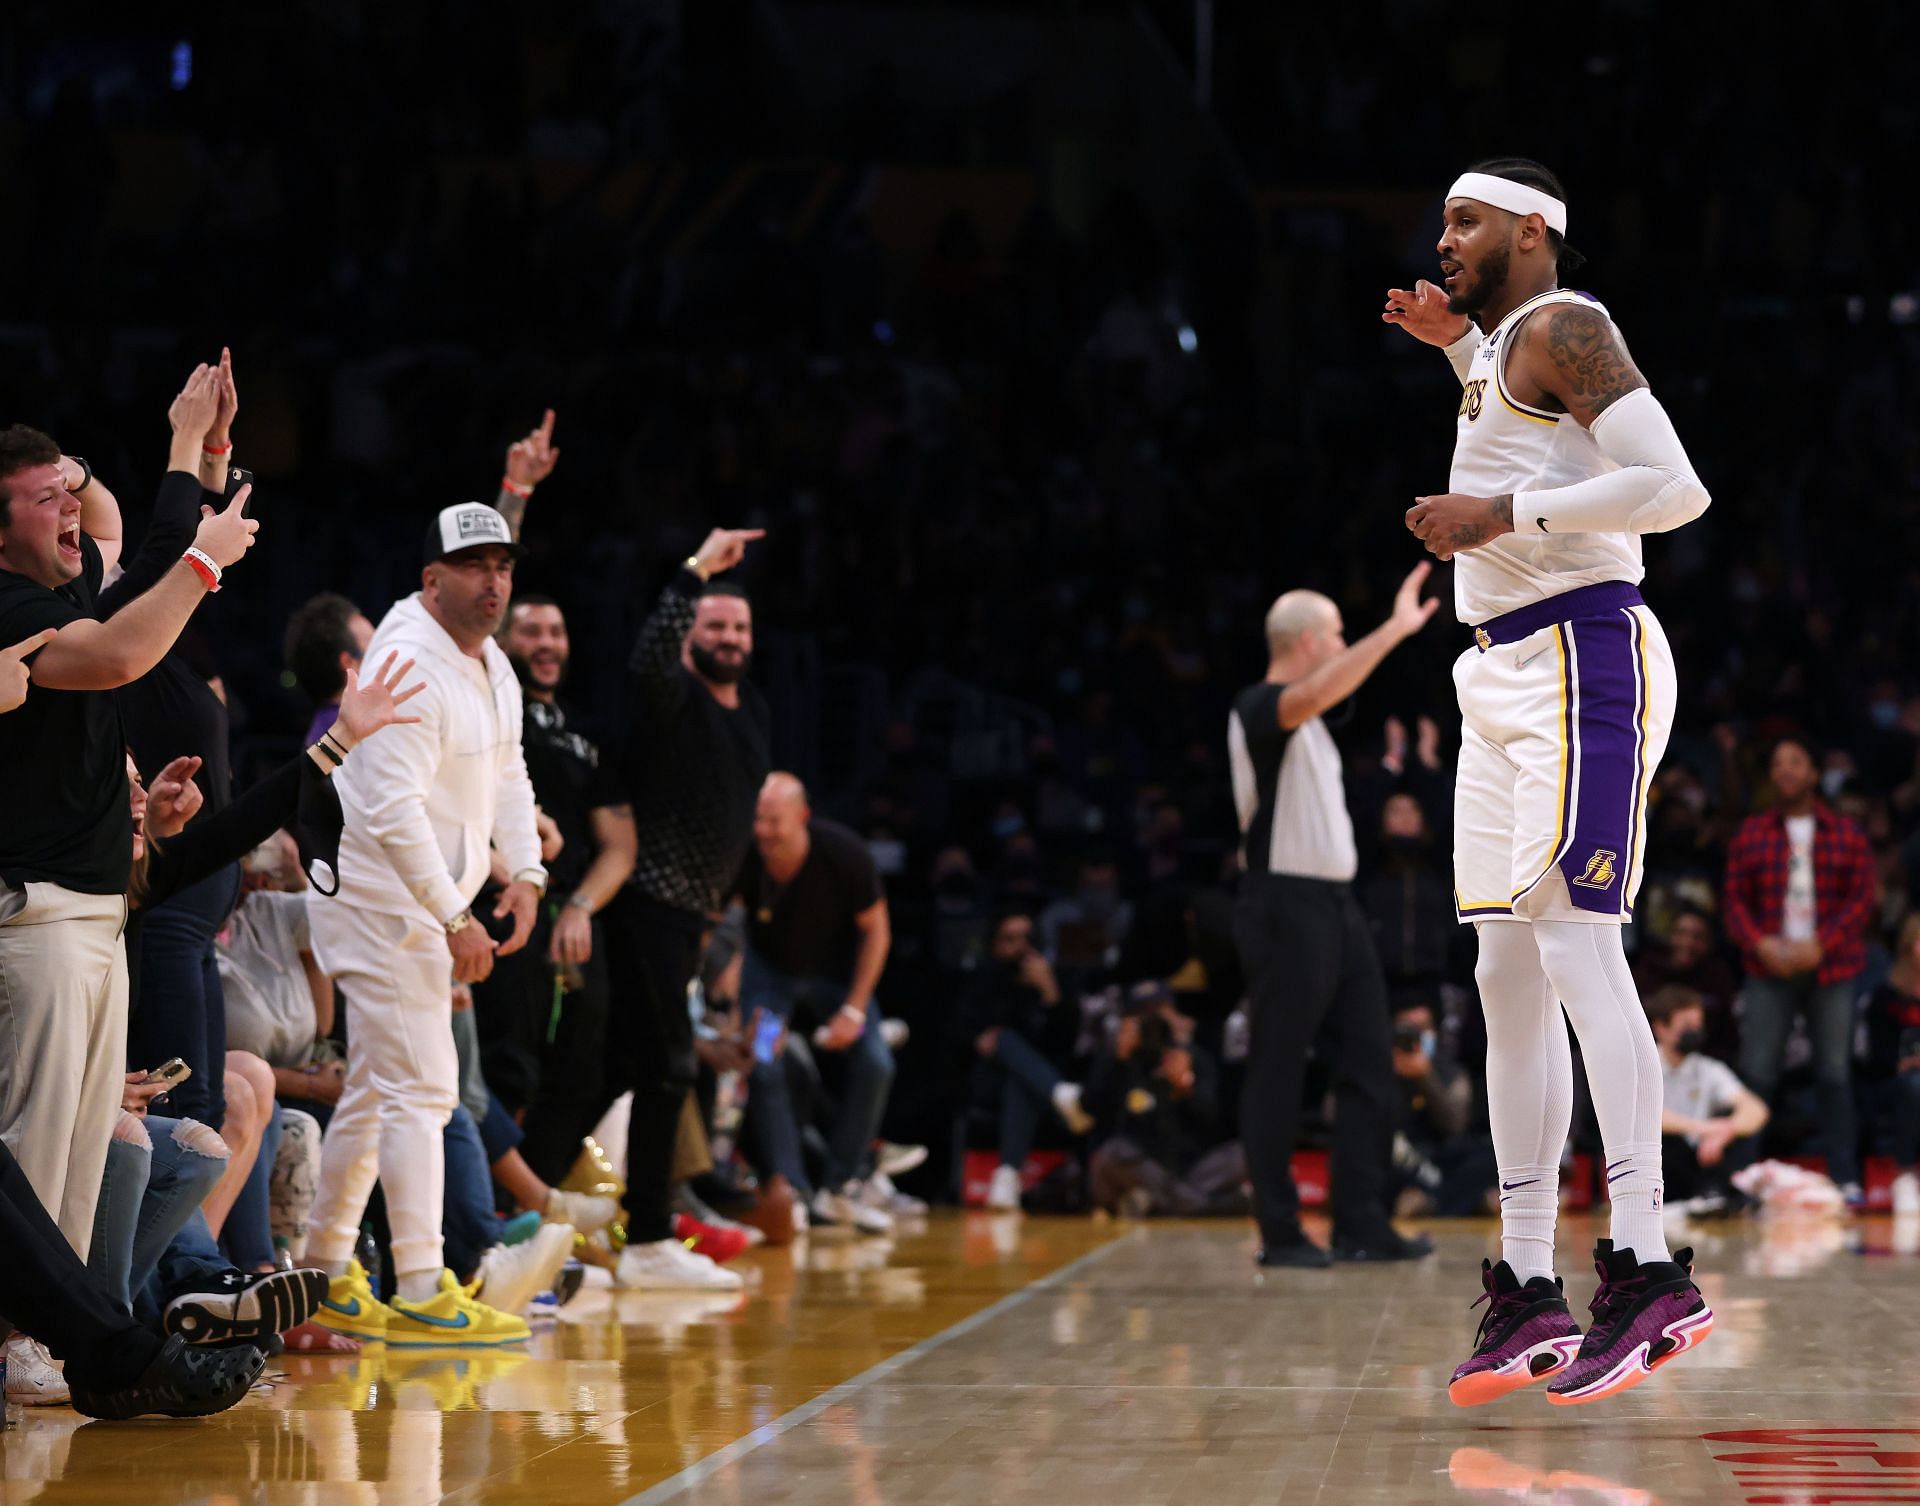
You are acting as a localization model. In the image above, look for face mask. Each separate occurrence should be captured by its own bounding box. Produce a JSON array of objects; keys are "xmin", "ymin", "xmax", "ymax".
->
[
  {"xmin": 1872, "ymin": 700, "xmax": 1901, "ymax": 730},
  {"xmin": 1419, "ymin": 1029, "xmax": 1437, "ymax": 1059},
  {"xmin": 990, "ymin": 813, "xmax": 1025, "ymax": 840},
  {"xmin": 1674, "ymin": 1027, "xmax": 1706, "ymax": 1056}
]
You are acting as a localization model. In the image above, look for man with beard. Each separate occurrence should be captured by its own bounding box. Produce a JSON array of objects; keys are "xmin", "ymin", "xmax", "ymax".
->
[
  {"xmin": 1385, "ymin": 158, "xmax": 1715, "ymax": 1406},
  {"xmin": 468, "ymin": 596, "xmax": 637, "ymax": 1230},
  {"xmin": 596, "ymin": 528, "xmax": 768, "ymax": 1290},
  {"xmin": 305, "ymin": 503, "xmax": 550, "ymax": 1344}
]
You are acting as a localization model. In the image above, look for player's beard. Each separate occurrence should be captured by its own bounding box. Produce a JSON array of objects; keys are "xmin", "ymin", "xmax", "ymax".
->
[
  {"xmin": 1447, "ymin": 241, "xmax": 1511, "ymax": 318},
  {"xmin": 690, "ymin": 643, "xmax": 751, "ymax": 685}
]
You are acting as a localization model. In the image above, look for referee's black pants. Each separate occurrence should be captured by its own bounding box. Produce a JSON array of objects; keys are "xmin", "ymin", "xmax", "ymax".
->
[{"xmin": 1234, "ymin": 873, "xmax": 1400, "ymax": 1247}]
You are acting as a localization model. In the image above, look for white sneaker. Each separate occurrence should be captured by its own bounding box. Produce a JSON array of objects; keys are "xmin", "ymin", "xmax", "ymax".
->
[
  {"xmin": 790, "ymin": 1200, "xmax": 810, "ymax": 1235},
  {"xmin": 986, "ymin": 1164, "xmax": 1024, "ymax": 1212},
  {"xmin": 1894, "ymin": 1170, "xmax": 1920, "ymax": 1217},
  {"xmin": 1052, "ymin": 1081, "xmax": 1095, "ymax": 1135},
  {"xmin": 876, "ymin": 1140, "xmax": 928, "ymax": 1178},
  {"xmin": 866, "ymin": 1170, "xmax": 928, "ymax": 1217},
  {"xmin": 478, "ymin": 1224, "xmax": 576, "ymax": 1313},
  {"xmin": 545, "ymin": 1188, "xmax": 618, "ymax": 1233},
  {"xmin": 3, "ymin": 1334, "xmax": 69, "ymax": 1407},
  {"xmin": 812, "ymin": 1182, "xmax": 893, "ymax": 1235},
  {"xmin": 615, "ymin": 1238, "xmax": 744, "ymax": 1291},
  {"xmin": 879, "ymin": 1018, "xmax": 910, "ymax": 1050}
]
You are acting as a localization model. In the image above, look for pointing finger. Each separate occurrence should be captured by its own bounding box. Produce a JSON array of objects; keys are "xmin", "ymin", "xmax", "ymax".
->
[{"xmin": 0, "ymin": 627, "xmax": 57, "ymax": 662}]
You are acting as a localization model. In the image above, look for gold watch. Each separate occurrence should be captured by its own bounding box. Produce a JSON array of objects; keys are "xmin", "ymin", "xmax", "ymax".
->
[{"xmin": 684, "ymin": 555, "xmax": 712, "ymax": 582}]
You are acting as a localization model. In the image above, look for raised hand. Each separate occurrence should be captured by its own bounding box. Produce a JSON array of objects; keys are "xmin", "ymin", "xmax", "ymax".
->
[
  {"xmin": 1416, "ymin": 715, "xmax": 1442, "ymax": 770},
  {"xmin": 1382, "ymin": 279, "xmax": 1473, "ymax": 347},
  {"xmin": 147, "ymin": 755, "xmax": 205, "ymax": 838},
  {"xmin": 1388, "ymin": 561, "xmax": 1442, "ymax": 639},
  {"xmin": 168, "ymin": 363, "xmax": 220, "ymax": 443},
  {"xmin": 193, "ymin": 482, "xmax": 259, "ymax": 570},
  {"xmin": 0, "ymin": 627, "xmax": 55, "ymax": 714},
  {"xmin": 692, "ymin": 526, "xmax": 766, "ymax": 578},
  {"xmin": 334, "ymin": 651, "xmax": 426, "ymax": 745},
  {"xmin": 505, "ymin": 409, "xmax": 560, "ymax": 490},
  {"xmin": 209, "ymin": 346, "xmax": 238, "ymax": 447}
]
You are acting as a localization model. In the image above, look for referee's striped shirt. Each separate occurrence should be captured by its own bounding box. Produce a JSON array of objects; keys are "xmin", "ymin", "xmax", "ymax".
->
[{"xmin": 1227, "ymin": 682, "xmax": 1357, "ymax": 882}]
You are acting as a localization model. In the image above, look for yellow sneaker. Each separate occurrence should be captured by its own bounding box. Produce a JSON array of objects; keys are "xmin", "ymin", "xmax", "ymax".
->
[
  {"xmin": 314, "ymin": 1259, "xmax": 394, "ymax": 1342},
  {"xmin": 386, "ymin": 1271, "xmax": 531, "ymax": 1347}
]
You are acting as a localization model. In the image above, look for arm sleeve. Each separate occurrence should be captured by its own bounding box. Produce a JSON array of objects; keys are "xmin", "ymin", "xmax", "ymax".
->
[
  {"xmin": 627, "ymin": 568, "xmax": 702, "ymax": 717},
  {"xmin": 340, "ymin": 668, "xmax": 468, "ymax": 924},
  {"xmin": 142, "ymin": 756, "xmax": 313, "ymax": 908},
  {"xmin": 490, "ymin": 699, "xmax": 547, "ymax": 882},
  {"xmin": 97, "ymin": 471, "xmax": 205, "ymax": 618},
  {"xmin": 1510, "ymin": 388, "xmax": 1711, "ymax": 536}
]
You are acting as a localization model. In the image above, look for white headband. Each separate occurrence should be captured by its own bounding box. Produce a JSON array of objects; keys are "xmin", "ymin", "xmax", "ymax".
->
[{"xmin": 1447, "ymin": 172, "xmax": 1567, "ymax": 235}]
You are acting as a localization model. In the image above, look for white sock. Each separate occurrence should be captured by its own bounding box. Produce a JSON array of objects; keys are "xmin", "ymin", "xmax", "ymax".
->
[
  {"xmin": 1532, "ymin": 919, "xmax": 1671, "ymax": 1263},
  {"xmin": 1475, "ymin": 921, "xmax": 1573, "ymax": 1281},
  {"xmin": 316, "ymin": 1257, "xmax": 349, "ymax": 1278},
  {"xmin": 396, "ymin": 1268, "xmax": 441, "ymax": 1303}
]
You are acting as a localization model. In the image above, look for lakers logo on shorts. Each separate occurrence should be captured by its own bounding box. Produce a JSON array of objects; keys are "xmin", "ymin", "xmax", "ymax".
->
[
  {"xmin": 1571, "ymin": 849, "xmax": 1619, "ymax": 890},
  {"xmin": 1474, "ymin": 626, "xmax": 1492, "ymax": 653}
]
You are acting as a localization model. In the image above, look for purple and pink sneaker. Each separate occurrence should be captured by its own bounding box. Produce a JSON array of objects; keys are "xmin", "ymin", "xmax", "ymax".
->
[
  {"xmin": 1545, "ymin": 1239, "xmax": 1713, "ymax": 1406},
  {"xmin": 1448, "ymin": 1259, "xmax": 1585, "ymax": 1407}
]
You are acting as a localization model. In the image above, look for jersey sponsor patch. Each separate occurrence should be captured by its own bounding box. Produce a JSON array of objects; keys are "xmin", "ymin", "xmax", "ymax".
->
[{"xmin": 1571, "ymin": 849, "xmax": 1619, "ymax": 890}]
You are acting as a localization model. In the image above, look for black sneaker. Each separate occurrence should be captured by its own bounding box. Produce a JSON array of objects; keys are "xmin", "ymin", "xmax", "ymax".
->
[
  {"xmin": 69, "ymin": 1333, "xmax": 266, "ymax": 1420},
  {"xmin": 1256, "ymin": 1237, "xmax": 1332, "ymax": 1269},
  {"xmin": 163, "ymin": 1267, "xmax": 329, "ymax": 1345},
  {"xmin": 1545, "ymin": 1241, "xmax": 1713, "ymax": 1406},
  {"xmin": 1332, "ymin": 1228, "xmax": 1435, "ymax": 1263}
]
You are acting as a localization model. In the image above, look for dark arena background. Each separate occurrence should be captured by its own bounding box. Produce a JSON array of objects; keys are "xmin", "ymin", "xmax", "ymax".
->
[{"xmin": 3, "ymin": 4, "xmax": 1920, "ymax": 1503}]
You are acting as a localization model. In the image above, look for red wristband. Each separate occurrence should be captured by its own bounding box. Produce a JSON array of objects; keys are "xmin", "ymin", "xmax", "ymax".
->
[
  {"xmin": 201, "ymin": 441, "xmax": 232, "ymax": 455},
  {"xmin": 499, "ymin": 476, "xmax": 532, "ymax": 498},
  {"xmin": 182, "ymin": 549, "xmax": 221, "ymax": 593}
]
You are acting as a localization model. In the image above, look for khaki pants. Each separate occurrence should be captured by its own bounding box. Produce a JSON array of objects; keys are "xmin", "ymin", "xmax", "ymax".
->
[{"xmin": 0, "ymin": 880, "xmax": 130, "ymax": 1262}]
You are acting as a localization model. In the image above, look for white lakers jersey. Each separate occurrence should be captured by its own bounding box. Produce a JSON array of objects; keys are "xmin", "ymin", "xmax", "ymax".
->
[{"xmin": 1448, "ymin": 288, "xmax": 1643, "ymax": 623}]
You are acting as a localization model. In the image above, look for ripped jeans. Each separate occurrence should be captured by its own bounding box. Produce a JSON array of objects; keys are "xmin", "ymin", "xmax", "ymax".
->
[{"xmin": 88, "ymin": 1112, "xmax": 230, "ymax": 1314}]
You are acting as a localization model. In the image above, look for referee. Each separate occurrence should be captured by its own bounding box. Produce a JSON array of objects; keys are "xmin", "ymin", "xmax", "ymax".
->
[{"xmin": 1228, "ymin": 562, "xmax": 1438, "ymax": 1268}]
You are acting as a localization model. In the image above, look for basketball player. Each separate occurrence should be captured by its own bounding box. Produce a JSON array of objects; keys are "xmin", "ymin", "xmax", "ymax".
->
[{"xmin": 1384, "ymin": 159, "xmax": 1714, "ymax": 1405}]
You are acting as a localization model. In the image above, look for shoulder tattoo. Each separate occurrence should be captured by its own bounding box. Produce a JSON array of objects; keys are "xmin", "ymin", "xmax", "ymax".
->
[{"xmin": 1541, "ymin": 305, "xmax": 1647, "ymax": 417}]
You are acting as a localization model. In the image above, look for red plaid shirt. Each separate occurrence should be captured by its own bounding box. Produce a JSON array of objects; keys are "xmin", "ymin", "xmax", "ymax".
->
[{"xmin": 1722, "ymin": 801, "xmax": 1877, "ymax": 985}]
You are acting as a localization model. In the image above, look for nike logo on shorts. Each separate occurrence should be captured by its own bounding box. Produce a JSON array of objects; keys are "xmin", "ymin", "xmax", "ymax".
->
[{"xmin": 1516, "ymin": 648, "xmax": 1546, "ymax": 670}]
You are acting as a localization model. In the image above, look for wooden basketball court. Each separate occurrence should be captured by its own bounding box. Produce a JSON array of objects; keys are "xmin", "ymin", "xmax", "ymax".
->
[{"xmin": 5, "ymin": 1212, "xmax": 1916, "ymax": 1504}]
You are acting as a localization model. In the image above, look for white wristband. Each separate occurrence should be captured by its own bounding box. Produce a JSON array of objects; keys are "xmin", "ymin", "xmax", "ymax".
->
[{"xmin": 183, "ymin": 546, "xmax": 223, "ymax": 586}]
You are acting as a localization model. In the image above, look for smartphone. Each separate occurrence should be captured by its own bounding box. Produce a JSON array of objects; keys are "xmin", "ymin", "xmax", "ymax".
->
[
  {"xmin": 223, "ymin": 465, "xmax": 254, "ymax": 504},
  {"xmin": 142, "ymin": 1057, "xmax": 192, "ymax": 1087},
  {"xmin": 753, "ymin": 1012, "xmax": 783, "ymax": 1066}
]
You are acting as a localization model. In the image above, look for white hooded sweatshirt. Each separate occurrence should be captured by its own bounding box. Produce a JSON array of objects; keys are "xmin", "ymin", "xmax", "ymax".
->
[{"xmin": 327, "ymin": 593, "xmax": 545, "ymax": 925}]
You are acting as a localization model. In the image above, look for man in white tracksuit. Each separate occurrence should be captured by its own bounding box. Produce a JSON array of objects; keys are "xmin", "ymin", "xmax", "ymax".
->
[{"xmin": 305, "ymin": 503, "xmax": 549, "ymax": 1340}]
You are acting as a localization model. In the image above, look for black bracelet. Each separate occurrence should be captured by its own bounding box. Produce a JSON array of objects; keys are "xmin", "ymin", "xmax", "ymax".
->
[
  {"xmin": 311, "ymin": 738, "xmax": 343, "ymax": 768},
  {"xmin": 67, "ymin": 455, "xmax": 92, "ymax": 492}
]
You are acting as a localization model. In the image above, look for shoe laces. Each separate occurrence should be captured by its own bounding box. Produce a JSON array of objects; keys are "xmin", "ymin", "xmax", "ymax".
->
[
  {"xmin": 1584, "ymin": 1269, "xmax": 1648, "ymax": 1344},
  {"xmin": 1468, "ymin": 1280, "xmax": 1534, "ymax": 1351}
]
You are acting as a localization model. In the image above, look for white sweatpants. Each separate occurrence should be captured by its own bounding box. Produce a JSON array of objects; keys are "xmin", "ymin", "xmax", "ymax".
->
[
  {"xmin": 305, "ymin": 898, "xmax": 458, "ymax": 1277},
  {"xmin": 0, "ymin": 881, "xmax": 129, "ymax": 1261}
]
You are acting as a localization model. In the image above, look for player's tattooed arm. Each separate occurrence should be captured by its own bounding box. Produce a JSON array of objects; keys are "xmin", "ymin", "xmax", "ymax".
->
[
  {"xmin": 1530, "ymin": 305, "xmax": 1648, "ymax": 426},
  {"xmin": 1406, "ymin": 493, "xmax": 1513, "ymax": 560}
]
